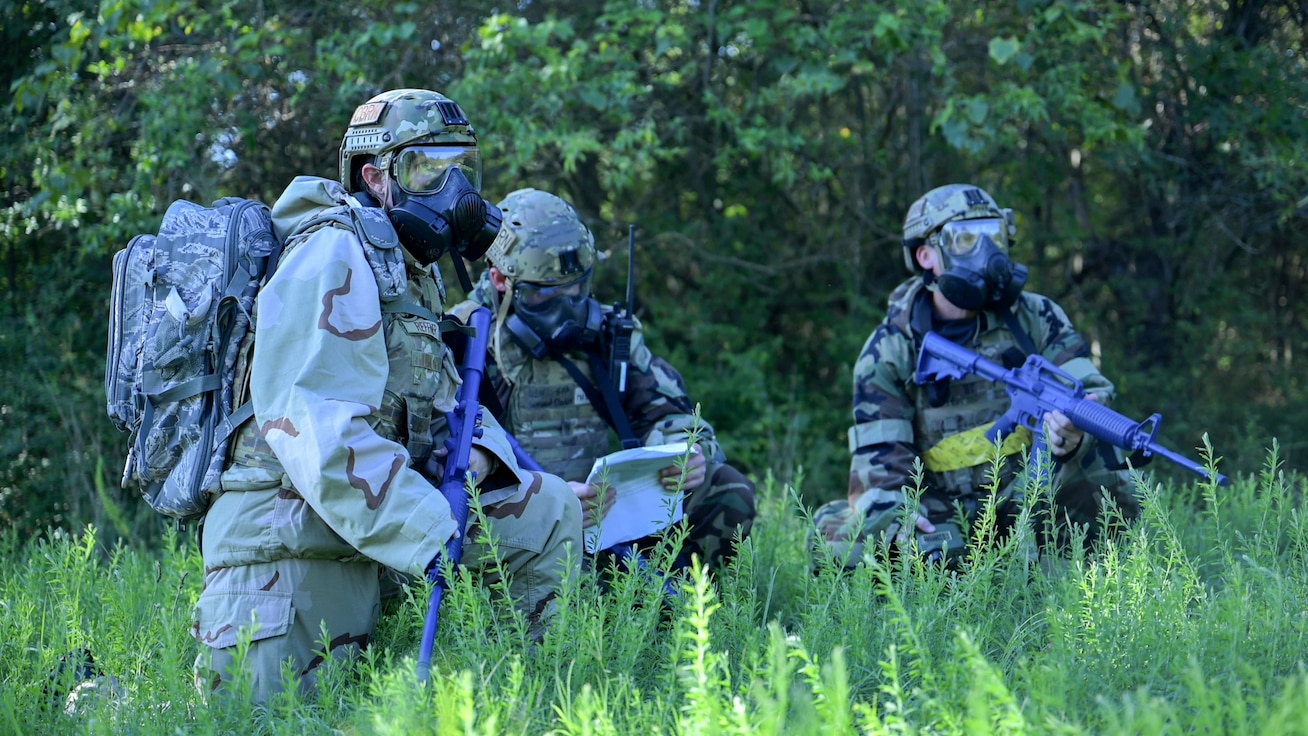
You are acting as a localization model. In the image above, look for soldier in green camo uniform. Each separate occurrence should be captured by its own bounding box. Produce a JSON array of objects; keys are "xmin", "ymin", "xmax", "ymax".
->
[
  {"xmin": 450, "ymin": 188, "xmax": 755, "ymax": 571},
  {"xmin": 192, "ymin": 89, "xmax": 582, "ymax": 703},
  {"xmin": 813, "ymin": 184, "xmax": 1141, "ymax": 568}
]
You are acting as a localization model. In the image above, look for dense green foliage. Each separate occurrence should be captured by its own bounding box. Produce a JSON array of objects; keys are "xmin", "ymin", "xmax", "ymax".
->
[
  {"xmin": 5, "ymin": 450, "xmax": 1308, "ymax": 733},
  {"xmin": 3, "ymin": 1, "xmax": 1306, "ymax": 538}
]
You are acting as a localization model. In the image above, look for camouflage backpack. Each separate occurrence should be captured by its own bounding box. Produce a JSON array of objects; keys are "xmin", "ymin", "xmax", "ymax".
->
[{"xmin": 105, "ymin": 198, "xmax": 282, "ymax": 522}]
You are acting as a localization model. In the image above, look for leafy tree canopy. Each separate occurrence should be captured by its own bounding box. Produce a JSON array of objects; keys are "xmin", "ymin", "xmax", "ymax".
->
[{"xmin": 2, "ymin": 0, "xmax": 1305, "ymax": 540}]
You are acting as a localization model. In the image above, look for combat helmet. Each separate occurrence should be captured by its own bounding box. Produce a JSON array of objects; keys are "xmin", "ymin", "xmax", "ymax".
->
[
  {"xmin": 900, "ymin": 184, "xmax": 1015, "ymax": 271},
  {"xmin": 490, "ymin": 189, "xmax": 603, "ymax": 358},
  {"xmin": 488, "ymin": 188, "xmax": 596, "ymax": 285},
  {"xmin": 338, "ymin": 88, "xmax": 480, "ymax": 191}
]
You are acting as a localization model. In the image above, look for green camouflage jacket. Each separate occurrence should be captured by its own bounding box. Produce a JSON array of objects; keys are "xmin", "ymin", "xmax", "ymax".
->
[{"xmin": 848, "ymin": 276, "xmax": 1113, "ymax": 534}]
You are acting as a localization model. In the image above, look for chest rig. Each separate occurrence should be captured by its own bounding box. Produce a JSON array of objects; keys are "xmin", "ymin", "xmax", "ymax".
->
[
  {"xmin": 900, "ymin": 285, "xmax": 1035, "ymax": 497},
  {"xmin": 495, "ymin": 337, "xmax": 611, "ymax": 483}
]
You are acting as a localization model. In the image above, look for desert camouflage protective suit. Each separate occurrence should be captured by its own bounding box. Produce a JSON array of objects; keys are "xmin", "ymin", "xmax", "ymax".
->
[
  {"xmin": 191, "ymin": 177, "xmax": 581, "ymax": 701},
  {"xmin": 813, "ymin": 276, "xmax": 1142, "ymax": 567},
  {"xmin": 453, "ymin": 271, "xmax": 755, "ymax": 570}
]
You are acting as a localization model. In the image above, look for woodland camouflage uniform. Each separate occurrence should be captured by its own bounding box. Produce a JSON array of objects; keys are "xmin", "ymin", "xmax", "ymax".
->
[
  {"xmin": 451, "ymin": 190, "xmax": 754, "ymax": 570},
  {"xmin": 813, "ymin": 276, "xmax": 1142, "ymax": 567},
  {"xmin": 192, "ymin": 176, "xmax": 581, "ymax": 702}
]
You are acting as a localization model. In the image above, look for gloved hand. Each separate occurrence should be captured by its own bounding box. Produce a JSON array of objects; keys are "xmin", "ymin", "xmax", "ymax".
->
[
  {"xmin": 913, "ymin": 520, "xmax": 966, "ymax": 569},
  {"xmin": 420, "ymin": 446, "xmax": 496, "ymax": 485}
]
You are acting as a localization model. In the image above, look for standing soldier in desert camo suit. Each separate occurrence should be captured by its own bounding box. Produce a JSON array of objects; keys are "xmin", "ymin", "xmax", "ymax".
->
[
  {"xmin": 191, "ymin": 89, "xmax": 582, "ymax": 703},
  {"xmin": 450, "ymin": 188, "xmax": 755, "ymax": 572},
  {"xmin": 813, "ymin": 184, "xmax": 1142, "ymax": 568}
]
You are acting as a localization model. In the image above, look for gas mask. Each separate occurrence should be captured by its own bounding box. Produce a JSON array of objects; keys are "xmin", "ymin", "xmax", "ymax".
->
[
  {"xmin": 504, "ymin": 271, "xmax": 603, "ymax": 356},
  {"xmin": 932, "ymin": 218, "xmax": 1027, "ymax": 311},
  {"xmin": 384, "ymin": 146, "xmax": 502, "ymax": 267}
]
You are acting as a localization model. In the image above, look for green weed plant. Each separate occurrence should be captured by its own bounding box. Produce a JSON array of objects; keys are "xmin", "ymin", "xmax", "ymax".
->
[{"xmin": 3, "ymin": 443, "xmax": 1308, "ymax": 734}]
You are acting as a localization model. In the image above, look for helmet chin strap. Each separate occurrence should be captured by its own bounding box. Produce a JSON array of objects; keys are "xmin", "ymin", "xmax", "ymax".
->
[
  {"xmin": 492, "ymin": 277, "xmax": 516, "ymax": 384},
  {"xmin": 920, "ymin": 269, "xmax": 945, "ymax": 296}
]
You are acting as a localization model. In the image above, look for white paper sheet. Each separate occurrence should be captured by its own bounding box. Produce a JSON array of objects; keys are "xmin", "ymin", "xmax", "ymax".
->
[{"xmin": 582, "ymin": 441, "xmax": 693, "ymax": 554}]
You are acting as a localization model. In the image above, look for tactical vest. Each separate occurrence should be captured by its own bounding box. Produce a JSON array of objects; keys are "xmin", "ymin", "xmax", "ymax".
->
[
  {"xmin": 227, "ymin": 213, "xmax": 457, "ymax": 478},
  {"xmin": 895, "ymin": 282, "xmax": 1031, "ymax": 497},
  {"xmin": 495, "ymin": 339, "xmax": 611, "ymax": 483}
]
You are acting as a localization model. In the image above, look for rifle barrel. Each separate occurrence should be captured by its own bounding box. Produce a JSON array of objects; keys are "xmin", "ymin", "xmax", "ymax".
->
[{"xmin": 1144, "ymin": 442, "xmax": 1229, "ymax": 485}]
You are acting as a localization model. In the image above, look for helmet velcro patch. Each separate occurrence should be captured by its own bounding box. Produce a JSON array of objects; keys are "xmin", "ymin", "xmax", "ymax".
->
[
  {"xmin": 487, "ymin": 225, "xmax": 518, "ymax": 273},
  {"xmin": 350, "ymin": 102, "xmax": 386, "ymax": 127}
]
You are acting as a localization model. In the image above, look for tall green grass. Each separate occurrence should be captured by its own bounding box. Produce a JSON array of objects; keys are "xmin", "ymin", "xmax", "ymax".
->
[{"xmin": 4, "ymin": 444, "xmax": 1308, "ymax": 734}]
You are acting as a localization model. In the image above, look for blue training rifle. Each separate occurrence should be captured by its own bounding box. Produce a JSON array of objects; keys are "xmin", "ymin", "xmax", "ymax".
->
[{"xmin": 914, "ymin": 331, "xmax": 1228, "ymax": 486}]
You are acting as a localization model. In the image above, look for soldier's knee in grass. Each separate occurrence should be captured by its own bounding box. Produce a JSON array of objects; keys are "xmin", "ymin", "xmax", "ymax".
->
[
  {"xmin": 708, "ymin": 463, "xmax": 757, "ymax": 536},
  {"xmin": 809, "ymin": 499, "xmax": 868, "ymax": 571},
  {"xmin": 537, "ymin": 470, "xmax": 583, "ymax": 542}
]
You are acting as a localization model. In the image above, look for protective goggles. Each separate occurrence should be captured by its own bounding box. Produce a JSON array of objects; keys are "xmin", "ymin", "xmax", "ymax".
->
[
  {"xmin": 514, "ymin": 270, "xmax": 593, "ymax": 309},
  {"xmin": 392, "ymin": 145, "xmax": 482, "ymax": 193},
  {"xmin": 936, "ymin": 218, "xmax": 1010, "ymax": 256}
]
